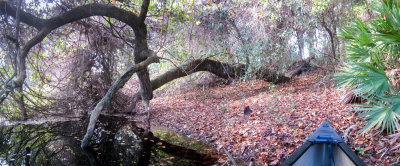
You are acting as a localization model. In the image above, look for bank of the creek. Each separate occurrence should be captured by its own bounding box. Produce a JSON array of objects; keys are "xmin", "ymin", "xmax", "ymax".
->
[{"xmin": 0, "ymin": 115, "xmax": 218, "ymax": 165}]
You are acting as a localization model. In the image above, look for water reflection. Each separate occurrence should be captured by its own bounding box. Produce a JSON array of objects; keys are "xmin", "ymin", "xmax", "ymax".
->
[{"xmin": 0, "ymin": 115, "xmax": 217, "ymax": 165}]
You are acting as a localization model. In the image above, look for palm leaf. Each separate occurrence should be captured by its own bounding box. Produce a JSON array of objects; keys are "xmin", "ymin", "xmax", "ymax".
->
[
  {"xmin": 338, "ymin": 0, "xmax": 400, "ymax": 134},
  {"xmin": 356, "ymin": 95, "xmax": 400, "ymax": 134},
  {"xmin": 336, "ymin": 63, "xmax": 391, "ymax": 97}
]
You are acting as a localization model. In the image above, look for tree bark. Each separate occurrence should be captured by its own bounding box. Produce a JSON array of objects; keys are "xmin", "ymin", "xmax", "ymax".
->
[
  {"xmin": 296, "ymin": 30, "xmax": 305, "ymax": 59},
  {"xmin": 321, "ymin": 18, "xmax": 336, "ymax": 59},
  {"xmin": 81, "ymin": 55, "xmax": 159, "ymax": 148}
]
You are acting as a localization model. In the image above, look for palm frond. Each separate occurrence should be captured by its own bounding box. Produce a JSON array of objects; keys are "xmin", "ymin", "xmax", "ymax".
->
[
  {"xmin": 335, "ymin": 63, "xmax": 391, "ymax": 97},
  {"xmin": 356, "ymin": 95, "xmax": 400, "ymax": 134},
  {"xmin": 337, "ymin": 0, "xmax": 400, "ymax": 134}
]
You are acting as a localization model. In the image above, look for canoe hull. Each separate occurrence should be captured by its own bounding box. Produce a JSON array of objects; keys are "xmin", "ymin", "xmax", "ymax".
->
[
  {"xmin": 282, "ymin": 121, "xmax": 366, "ymax": 166},
  {"xmin": 293, "ymin": 143, "xmax": 355, "ymax": 166}
]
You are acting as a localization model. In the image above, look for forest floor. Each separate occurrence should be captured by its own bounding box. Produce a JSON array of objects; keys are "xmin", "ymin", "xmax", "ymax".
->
[{"xmin": 133, "ymin": 69, "xmax": 400, "ymax": 166}]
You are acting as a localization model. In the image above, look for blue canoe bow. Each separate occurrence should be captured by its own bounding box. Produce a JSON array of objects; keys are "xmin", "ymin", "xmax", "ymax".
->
[{"xmin": 282, "ymin": 121, "xmax": 366, "ymax": 166}]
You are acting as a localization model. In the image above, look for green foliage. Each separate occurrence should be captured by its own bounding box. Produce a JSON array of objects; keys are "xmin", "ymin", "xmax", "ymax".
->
[
  {"xmin": 336, "ymin": 63, "xmax": 392, "ymax": 97},
  {"xmin": 312, "ymin": 0, "xmax": 328, "ymax": 14},
  {"xmin": 337, "ymin": 0, "xmax": 400, "ymax": 134},
  {"xmin": 356, "ymin": 147, "xmax": 365, "ymax": 155},
  {"xmin": 356, "ymin": 95, "xmax": 400, "ymax": 134}
]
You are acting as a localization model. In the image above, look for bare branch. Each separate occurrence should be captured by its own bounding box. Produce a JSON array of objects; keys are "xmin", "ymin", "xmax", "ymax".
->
[
  {"xmin": 0, "ymin": 2, "xmax": 145, "ymax": 113},
  {"xmin": 0, "ymin": 1, "xmax": 43, "ymax": 29}
]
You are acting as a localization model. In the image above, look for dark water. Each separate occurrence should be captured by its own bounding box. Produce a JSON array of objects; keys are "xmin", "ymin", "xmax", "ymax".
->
[{"xmin": 0, "ymin": 115, "xmax": 218, "ymax": 166}]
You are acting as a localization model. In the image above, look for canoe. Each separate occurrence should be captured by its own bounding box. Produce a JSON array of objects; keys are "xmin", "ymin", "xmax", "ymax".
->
[{"xmin": 282, "ymin": 121, "xmax": 366, "ymax": 166}]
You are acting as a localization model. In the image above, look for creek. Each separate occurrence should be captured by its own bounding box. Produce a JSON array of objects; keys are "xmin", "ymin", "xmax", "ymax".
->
[{"xmin": 0, "ymin": 115, "xmax": 218, "ymax": 165}]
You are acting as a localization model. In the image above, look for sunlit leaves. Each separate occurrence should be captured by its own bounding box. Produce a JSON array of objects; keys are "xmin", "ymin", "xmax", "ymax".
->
[
  {"xmin": 311, "ymin": 0, "xmax": 328, "ymax": 14},
  {"xmin": 195, "ymin": 21, "xmax": 201, "ymax": 25}
]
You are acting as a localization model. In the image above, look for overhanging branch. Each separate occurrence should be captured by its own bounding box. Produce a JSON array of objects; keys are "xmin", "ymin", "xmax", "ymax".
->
[
  {"xmin": 125, "ymin": 58, "xmax": 290, "ymax": 112},
  {"xmin": 0, "ymin": 1, "xmax": 144, "ymax": 110},
  {"xmin": 0, "ymin": 2, "xmax": 141, "ymax": 30},
  {"xmin": 0, "ymin": 1, "xmax": 43, "ymax": 29}
]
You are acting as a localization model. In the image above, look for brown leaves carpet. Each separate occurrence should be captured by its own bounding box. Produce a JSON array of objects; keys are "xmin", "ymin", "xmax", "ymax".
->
[{"xmin": 134, "ymin": 70, "xmax": 400, "ymax": 165}]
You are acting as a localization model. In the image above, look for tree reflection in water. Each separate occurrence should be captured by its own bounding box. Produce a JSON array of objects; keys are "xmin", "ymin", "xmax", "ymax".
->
[{"xmin": 0, "ymin": 115, "xmax": 217, "ymax": 165}]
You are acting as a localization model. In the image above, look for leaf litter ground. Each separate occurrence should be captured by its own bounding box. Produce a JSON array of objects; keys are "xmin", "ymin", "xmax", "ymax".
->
[{"xmin": 133, "ymin": 70, "xmax": 400, "ymax": 165}]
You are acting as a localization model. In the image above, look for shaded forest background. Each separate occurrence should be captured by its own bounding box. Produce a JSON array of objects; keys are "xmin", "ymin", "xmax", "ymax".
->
[
  {"xmin": 0, "ymin": 0, "xmax": 366, "ymax": 119},
  {"xmin": 1, "ymin": 0, "xmax": 400, "ymax": 165}
]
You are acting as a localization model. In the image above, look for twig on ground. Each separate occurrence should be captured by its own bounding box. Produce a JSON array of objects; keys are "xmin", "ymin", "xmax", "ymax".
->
[
  {"xmin": 222, "ymin": 144, "xmax": 238, "ymax": 166},
  {"xmin": 343, "ymin": 125, "xmax": 356, "ymax": 144}
]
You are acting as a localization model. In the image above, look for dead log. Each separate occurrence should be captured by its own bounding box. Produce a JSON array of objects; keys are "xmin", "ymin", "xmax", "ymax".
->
[{"xmin": 287, "ymin": 60, "xmax": 318, "ymax": 77}]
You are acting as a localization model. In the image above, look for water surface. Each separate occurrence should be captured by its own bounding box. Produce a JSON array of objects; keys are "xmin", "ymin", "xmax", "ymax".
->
[{"xmin": 0, "ymin": 115, "xmax": 217, "ymax": 165}]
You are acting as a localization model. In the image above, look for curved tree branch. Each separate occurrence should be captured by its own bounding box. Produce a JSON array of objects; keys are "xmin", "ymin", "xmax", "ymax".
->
[
  {"xmin": 125, "ymin": 59, "xmax": 290, "ymax": 112},
  {"xmin": 0, "ymin": 2, "xmax": 43, "ymax": 29},
  {"xmin": 0, "ymin": 2, "xmax": 144, "ymax": 115},
  {"xmin": 0, "ymin": 2, "xmax": 140, "ymax": 30}
]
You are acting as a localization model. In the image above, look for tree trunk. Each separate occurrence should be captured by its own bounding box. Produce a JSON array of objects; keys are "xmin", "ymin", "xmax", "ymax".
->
[
  {"xmin": 134, "ymin": 25, "xmax": 153, "ymax": 101},
  {"xmin": 296, "ymin": 30, "xmax": 304, "ymax": 59},
  {"xmin": 308, "ymin": 28, "xmax": 316, "ymax": 59},
  {"xmin": 321, "ymin": 19, "xmax": 336, "ymax": 59},
  {"xmin": 16, "ymin": 87, "xmax": 27, "ymax": 120},
  {"xmin": 133, "ymin": 5, "xmax": 154, "ymax": 138},
  {"xmin": 81, "ymin": 55, "xmax": 159, "ymax": 148}
]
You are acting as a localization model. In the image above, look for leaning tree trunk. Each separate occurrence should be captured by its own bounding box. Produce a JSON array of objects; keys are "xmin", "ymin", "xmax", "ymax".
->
[
  {"xmin": 0, "ymin": 1, "xmax": 153, "ymax": 120},
  {"xmin": 81, "ymin": 55, "xmax": 158, "ymax": 148},
  {"xmin": 125, "ymin": 58, "xmax": 290, "ymax": 112},
  {"xmin": 321, "ymin": 18, "xmax": 336, "ymax": 59},
  {"xmin": 296, "ymin": 30, "xmax": 305, "ymax": 59}
]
